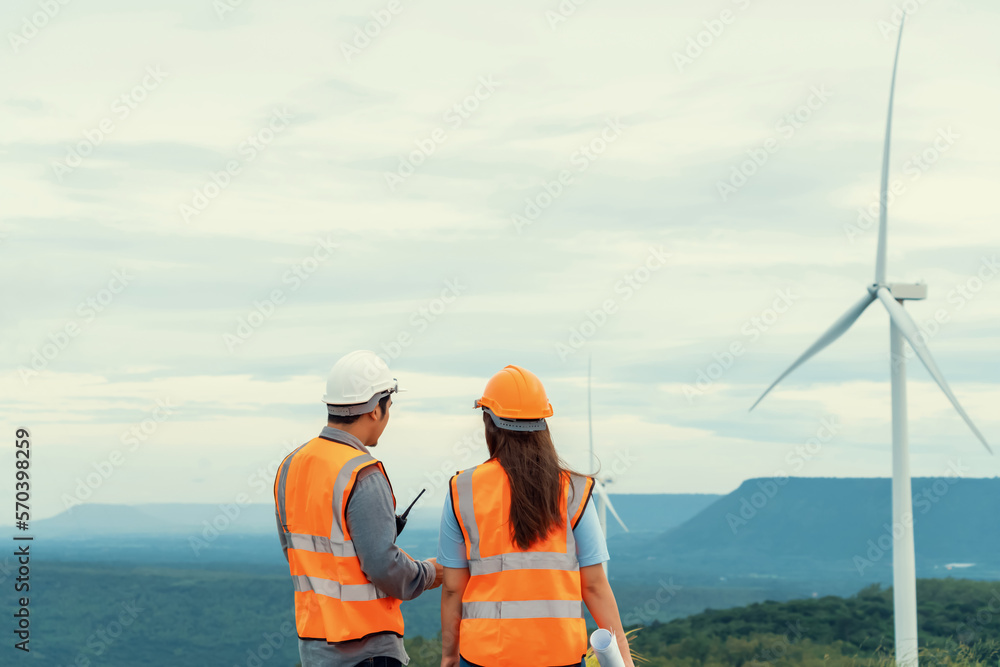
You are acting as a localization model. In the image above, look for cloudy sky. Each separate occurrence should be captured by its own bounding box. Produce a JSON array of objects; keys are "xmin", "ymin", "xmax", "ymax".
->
[{"xmin": 2, "ymin": 0, "xmax": 998, "ymax": 521}]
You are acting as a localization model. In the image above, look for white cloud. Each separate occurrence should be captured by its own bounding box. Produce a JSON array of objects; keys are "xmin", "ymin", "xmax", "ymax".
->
[{"xmin": 3, "ymin": 0, "xmax": 999, "ymax": 520}]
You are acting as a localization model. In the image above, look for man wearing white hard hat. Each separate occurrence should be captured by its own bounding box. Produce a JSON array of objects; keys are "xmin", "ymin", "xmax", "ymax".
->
[{"xmin": 274, "ymin": 350, "xmax": 443, "ymax": 667}]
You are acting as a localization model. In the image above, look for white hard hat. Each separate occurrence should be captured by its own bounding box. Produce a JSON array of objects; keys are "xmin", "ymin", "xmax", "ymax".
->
[{"xmin": 323, "ymin": 350, "xmax": 402, "ymax": 416}]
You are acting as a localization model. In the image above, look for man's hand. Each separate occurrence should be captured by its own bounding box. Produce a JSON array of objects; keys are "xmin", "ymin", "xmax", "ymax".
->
[
  {"xmin": 440, "ymin": 657, "xmax": 460, "ymax": 667},
  {"xmin": 425, "ymin": 557, "xmax": 444, "ymax": 590}
]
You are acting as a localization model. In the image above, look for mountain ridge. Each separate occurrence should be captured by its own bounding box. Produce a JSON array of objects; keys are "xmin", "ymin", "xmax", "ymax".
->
[{"xmin": 645, "ymin": 476, "xmax": 1000, "ymax": 577}]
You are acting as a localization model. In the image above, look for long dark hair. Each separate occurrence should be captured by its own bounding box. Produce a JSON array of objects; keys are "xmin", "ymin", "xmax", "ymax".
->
[{"xmin": 483, "ymin": 413, "xmax": 574, "ymax": 550}]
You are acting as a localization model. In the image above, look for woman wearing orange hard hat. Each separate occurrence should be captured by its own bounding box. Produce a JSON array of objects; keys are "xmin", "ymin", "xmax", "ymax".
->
[{"xmin": 437, "ymin": 365, "xmax": 635, "ymax": 667}]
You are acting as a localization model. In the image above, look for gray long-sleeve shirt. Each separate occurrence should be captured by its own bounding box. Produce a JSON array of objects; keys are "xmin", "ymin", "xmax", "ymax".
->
[{"xmin": 284, "ymin": 426, "xmax": 435, "ymax": 667}]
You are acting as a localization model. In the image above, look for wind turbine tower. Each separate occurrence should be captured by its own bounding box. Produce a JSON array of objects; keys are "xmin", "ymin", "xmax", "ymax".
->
[
  {"xmin": 750, "ymin": 17, "xmax": 993, "ymax": 667},
  {"xmin": 588, "ymin": 357, "xmax": 629, "ymax": 575}
]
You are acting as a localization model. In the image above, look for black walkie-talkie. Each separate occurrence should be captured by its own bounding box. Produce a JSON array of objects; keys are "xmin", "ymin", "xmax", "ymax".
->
[{"xmin": 395, "ymin": 488, "xmax": 426, "ymax": 536}]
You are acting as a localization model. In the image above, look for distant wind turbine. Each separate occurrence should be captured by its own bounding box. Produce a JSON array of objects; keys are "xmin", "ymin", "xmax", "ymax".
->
[
  {"xmin": 749, "ymin": 16, "xmax": 992, "ymax": 667},
  {"xmin": 588, "ymin": 357, "xmax": 629, "ymax": 576}
]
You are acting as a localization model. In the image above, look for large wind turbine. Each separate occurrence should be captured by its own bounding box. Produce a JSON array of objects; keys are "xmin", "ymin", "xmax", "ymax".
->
[
  {"xmin": 588, "ymin": 357, "xmax": 629, "ymax": 575},
  {"xmin": 749, "ymin": 16, "xmax": 992, "ymax": 667}
]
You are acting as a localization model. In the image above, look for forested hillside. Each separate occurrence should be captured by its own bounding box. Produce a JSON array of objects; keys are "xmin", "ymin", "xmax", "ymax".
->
[
  {"xmin": 402, "ymin": 580, "xmax": 1000, "ymax": 667},
  {"xmin": 21, "ymin": 561, "xmax": 999, "ymax": 666}
]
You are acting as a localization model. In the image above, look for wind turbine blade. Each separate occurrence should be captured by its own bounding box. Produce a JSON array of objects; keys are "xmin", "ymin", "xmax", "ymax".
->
[
  {"xmin": 875, "ymin": 14, "xmax": 906, "ymax": 285},
  {"xmin": 595, "ymin": 482, "xmax": 629, "ymax": 532},
  {"xmin": 750, "ymin": 292, "xmax": 877, "ymax": 411},
  {"xmin": 876, "ymin": 287, "xmax": 993, "ymax": 454}
]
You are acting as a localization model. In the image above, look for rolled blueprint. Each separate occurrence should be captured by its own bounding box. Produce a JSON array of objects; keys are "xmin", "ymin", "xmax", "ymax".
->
[{"xmin": 589, "ymin": 628, "xmax": 626, "ymax": 667}]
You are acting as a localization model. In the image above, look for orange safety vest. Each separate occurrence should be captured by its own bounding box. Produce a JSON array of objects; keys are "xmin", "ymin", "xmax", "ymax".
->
[
  {"xmin": 273, "ymin": 434, "xmax": 404, "ymax": 643},
  {"xmin": 450, "ymin": 459, "xmax": 595, "ymax": 667}
]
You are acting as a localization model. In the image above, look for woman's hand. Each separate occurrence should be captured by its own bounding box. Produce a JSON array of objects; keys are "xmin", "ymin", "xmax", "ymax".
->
[
  {"xmin": 581, "ymin": 564, "xmax": 636, "ymax": 667},
  {"xmin": 425, "ymin": 557, "xmax": 444, "ymax": 590}
]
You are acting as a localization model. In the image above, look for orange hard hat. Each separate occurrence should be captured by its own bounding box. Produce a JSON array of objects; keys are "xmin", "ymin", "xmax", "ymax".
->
[{"xmin": 474, "ymin": 365, "xmax": 553, "ymax": 431}]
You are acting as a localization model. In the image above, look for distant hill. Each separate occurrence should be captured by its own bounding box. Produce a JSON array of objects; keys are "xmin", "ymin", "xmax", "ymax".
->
[
  {"xmin": 646, "ymin": 477, "xmax": 1000, "ymax": 579},
  {"xmin": 603, "ymin": 493, "xmax": 722, "ymax": 536},
  {"xmin": 19, "ymin": 478, "xmax": 1000, "ymax": 584},
  {"xmin": 26, "ymin": 502, "xmax": 278, "ymax": 536},
  {"xmin": 18, "ymin": 492, "xmax": 720, "ymax": 538}
]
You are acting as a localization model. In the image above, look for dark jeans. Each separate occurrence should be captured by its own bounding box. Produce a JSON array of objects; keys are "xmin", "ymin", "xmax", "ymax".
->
[{"xmin": 353, "ymin": 658, "xmax": 402, "ymax": 667}]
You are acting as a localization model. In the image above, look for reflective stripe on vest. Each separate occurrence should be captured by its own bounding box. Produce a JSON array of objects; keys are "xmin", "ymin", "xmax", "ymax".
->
[
  {"xmin": 274, "ymin": 436, "xmax": 403, "ymax": 643},
  {"xmin": 282, "ymin": 533, "xmax": 357, "ymax": 558},
  {"xmin": 291, "ymin": 575, "xmax": 385, "ymax": 602},
  {"xmin": 462, "ymin": 599, "xmax": 585, "ymax": 620},
  {"xmin": 451, "ymin": 460, "xmax": 595, "ymax": 667}
]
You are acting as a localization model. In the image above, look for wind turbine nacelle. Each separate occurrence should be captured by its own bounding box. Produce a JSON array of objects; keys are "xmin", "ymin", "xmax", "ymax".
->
[{"xmin": 888, "ymin": 283, "xmax": 927, "ymax": 301}]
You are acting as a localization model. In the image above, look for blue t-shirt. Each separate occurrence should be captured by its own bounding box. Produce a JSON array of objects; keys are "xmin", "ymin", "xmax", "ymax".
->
[{"xmin": 437, "ymin": 489, "xmax": 610, "ymax": 568}]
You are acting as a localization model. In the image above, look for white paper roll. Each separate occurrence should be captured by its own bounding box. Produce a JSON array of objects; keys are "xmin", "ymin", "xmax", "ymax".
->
[{"xmin": 589, "ymin": 628, "xmax": 626, "ymax": 667}]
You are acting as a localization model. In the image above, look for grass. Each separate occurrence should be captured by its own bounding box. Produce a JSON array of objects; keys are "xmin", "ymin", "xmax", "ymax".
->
[
  {"xmin": 586, "ymin": 629, "xmax": 646, "ymax": 666},
  {"xmin": 852, "ymin": 643, "xmax": 1000, "ymax": 666}
]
